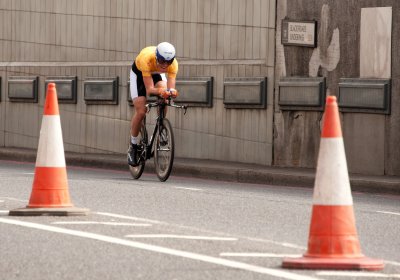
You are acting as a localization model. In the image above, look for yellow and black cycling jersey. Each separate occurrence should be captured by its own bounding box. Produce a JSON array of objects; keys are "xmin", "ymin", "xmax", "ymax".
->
[{"xmin": 134, "ymin": 46, "xmax": 178, "ymax": 79}]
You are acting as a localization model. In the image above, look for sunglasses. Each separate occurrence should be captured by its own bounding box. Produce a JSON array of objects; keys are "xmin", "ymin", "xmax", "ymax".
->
[{"xmin": 157, "ymin": 57, "xmax": 174, "ymax": 65}]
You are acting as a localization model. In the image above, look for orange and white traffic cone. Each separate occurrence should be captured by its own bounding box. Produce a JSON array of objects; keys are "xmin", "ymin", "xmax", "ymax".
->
[
  {"xmin": 9, "ymin": 83, "xmax": 88, "ymax": 216},
  {"xmin": 282, "ymin": 96, "xmax": 384, "ymax": 270}
]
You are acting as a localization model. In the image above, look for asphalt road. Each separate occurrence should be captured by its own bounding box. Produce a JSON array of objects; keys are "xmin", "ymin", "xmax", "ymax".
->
[{"xmin": 0, "ymin": 160, "xmax": 399, "ymax": 280}]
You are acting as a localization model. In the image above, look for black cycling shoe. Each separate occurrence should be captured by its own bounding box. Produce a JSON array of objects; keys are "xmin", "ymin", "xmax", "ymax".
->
[{"xmin": 127, "ymin": 143, "xmax": 139, "ymax": 166}]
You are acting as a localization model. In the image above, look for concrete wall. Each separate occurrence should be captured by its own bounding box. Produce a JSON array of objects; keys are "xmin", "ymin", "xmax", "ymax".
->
[
  {"xmin": 275, "ymin": 0, "xmax": 400, "ymax": 176},
  {"xmin": 0, "ymin": 0, "xmax": 276, "ymax": 165}
]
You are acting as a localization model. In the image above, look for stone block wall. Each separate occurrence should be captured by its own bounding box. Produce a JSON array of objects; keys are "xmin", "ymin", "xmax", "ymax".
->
[
  {"xmin": 0, "ymin": 0, "xmax": 276, "ymax": 165},
  {"xmin": 275, "ymin": 0, "xmax": 400, "ymax": 176}
]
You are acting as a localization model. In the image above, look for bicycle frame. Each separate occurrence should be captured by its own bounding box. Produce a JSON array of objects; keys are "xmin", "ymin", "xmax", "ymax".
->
[{"xmin": 143, "ymin": 97, "xmax": 187, "ymax": 160}]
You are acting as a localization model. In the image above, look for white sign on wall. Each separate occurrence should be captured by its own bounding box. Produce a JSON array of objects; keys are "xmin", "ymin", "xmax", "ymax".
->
[
  {"xmin": 281, "ymin": 20, "xmax": 317, "ymax": 47},
  {"xmin": 360, "ymin": 7, "xmax": 392, "ymax": 79}
]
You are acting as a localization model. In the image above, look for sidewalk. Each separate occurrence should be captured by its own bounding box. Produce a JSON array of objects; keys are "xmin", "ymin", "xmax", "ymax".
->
[{"xmin": 1, "ymin": 147, "xmax": 399, "ymax": 195}]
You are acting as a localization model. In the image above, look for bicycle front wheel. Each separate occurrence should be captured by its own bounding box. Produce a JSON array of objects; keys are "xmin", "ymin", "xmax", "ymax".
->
[
  {"xmin": 154, "ymin": 118, "xmax": 174, "ymax": 182},
  {"xmin": 129, "ymin": 123, "xmax": 147, "ymax": 180}
]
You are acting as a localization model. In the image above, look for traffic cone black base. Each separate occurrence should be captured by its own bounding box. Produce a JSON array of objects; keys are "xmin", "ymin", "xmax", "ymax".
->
[
  {"xmin": 283, "ymin": 256, "xmax": 385, "ymax": 271},
  {"xmin": 9, "ymin": 207, "xmax": 89, "ymax": 216}
]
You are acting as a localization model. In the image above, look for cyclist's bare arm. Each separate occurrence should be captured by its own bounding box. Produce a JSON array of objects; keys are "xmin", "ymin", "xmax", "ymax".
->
[
  {"xmin": 144, "ymin": 76, "xmax": 178, "ymax": 99},
  {"xmin": 167, "ymin": 77, "xmax": 176, "ymax": 90},
  {"xmin": 143, "ymin": 76, "xmax": 166, "ymax": 96}
]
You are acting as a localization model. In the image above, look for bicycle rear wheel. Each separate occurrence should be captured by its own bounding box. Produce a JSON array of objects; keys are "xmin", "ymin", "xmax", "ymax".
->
[
  {"xmin": 129, "ymin": 123, "xmax": 147, "ymax": 180},
  {"xmin": 154, "ymin": 118, "xmax": 174, "ymax": 182}
]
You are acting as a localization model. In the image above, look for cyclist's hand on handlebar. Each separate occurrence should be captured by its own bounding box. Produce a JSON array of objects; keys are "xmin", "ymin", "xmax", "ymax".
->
[
  {"xmin": 167, "ymin": 88, "xmax": 179, "ymax": 98},
  {"xmin": 156, "ymin": 88, "xmax": 169, "ymax": 98},
  {"xmin": 159, "ymin": 88, "xmax": 178, "ymax": 99},
  {"xmin": 160, "ymin": 89, "xmax": 170, "ymax": 99}
]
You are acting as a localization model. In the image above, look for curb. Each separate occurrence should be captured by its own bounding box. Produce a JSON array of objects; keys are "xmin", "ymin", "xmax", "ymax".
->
[{"xmin": 0, "ymin": 148, "xmax": 399, "ymax": 195}]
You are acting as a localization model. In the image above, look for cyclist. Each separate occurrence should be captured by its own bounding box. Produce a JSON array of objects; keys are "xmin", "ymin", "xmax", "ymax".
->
[{"xmin": 128, "ymin": 42, "xmax": 179, "ymax": 166}]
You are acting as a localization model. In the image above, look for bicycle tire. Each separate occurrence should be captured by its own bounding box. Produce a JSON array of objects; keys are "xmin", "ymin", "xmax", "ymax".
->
[
  {"xmin": 154, "ymin": 118, "xmax": 174, "ymax": 182},
  {"xmin": 129, "ymin": 123, "xmax": 147, "ymax": 180}
]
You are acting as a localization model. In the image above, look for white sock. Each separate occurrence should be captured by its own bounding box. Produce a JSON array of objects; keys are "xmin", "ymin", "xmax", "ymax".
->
[{"xmin": 131, "ymin": 135, "xmax": 138, "ymax": 145}]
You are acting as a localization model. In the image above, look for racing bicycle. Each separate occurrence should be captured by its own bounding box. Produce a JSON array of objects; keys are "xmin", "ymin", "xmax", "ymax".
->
[{"xmin": 129, "ymin": 96, "xmax": 187, "ymax": 182}]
